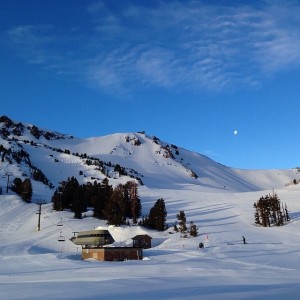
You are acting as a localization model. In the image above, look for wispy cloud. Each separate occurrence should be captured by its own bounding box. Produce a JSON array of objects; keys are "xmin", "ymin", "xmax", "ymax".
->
[
  {"xmin": 6, "ymin": 25, "xmax": 56, "ymax": 64},
  {"xmin": 4, "ymin": 1, "xmax": 300, "ymax": 93}
]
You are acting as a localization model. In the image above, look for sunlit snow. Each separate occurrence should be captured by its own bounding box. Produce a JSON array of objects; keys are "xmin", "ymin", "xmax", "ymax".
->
[{"xmin": 0, "ymin": 125, "xmax": 300, "ymax": 299}]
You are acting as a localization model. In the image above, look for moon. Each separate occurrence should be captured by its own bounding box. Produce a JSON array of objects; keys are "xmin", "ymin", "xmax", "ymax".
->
[{"xmin": 233, "ymin": 130, "xmax": 238, "ymax": 135}]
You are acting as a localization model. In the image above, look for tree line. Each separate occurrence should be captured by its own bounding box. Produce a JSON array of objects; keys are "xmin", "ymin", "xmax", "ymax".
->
[
  {"xmin": 52, "ymin": 177, "xmax": 141, "ymax": 223},
  {"xmin": 51, "ymin": 177, "xmax": 168, "ymax": 231}
]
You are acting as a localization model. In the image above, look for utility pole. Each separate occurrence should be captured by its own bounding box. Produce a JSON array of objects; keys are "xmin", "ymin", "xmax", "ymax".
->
[{"xmin": 36, "ymin": 201, "xmax": 46, "ymax": 231}]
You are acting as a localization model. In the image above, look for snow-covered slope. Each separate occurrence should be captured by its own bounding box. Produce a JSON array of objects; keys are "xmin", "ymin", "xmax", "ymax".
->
[
  {"xmin": 1, "ymin": 183, "xmax": 300, "ymax": 299},
  {"xmin": 1, "ymin": 115, "xmax": 300, "ymax": 299},
  {"xmin": 1, "ymin": 116, "xmax": 299, "ymax": 203}
]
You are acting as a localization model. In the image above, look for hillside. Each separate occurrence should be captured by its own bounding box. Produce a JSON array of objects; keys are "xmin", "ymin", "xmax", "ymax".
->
[
  {"xmin": 1, "ymin": 115, "xmax": 299, "ymax": 202},
  {"xmin": 1, "ymin": 115, "xmax": 300, "ymax": 299}
]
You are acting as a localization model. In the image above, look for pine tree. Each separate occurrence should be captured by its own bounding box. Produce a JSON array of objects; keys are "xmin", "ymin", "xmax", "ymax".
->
[
  {"xmin": 51, "ymin": 177, "xmax": 82, "ymax": 212},
  {"xmin": 145, "ymin": 198, "xmax": 167, "ymax": 231},
  {"xmin": 21, "ymin": 178, "xmax": 32, "ymax": 203},
  {"xmin": 189, "ymin": 221, "xmax": 198, "ymax": 237},
  {"xmin": 253, "ymin": 203, "xmax": 261, "ymax": 225},
  {"xmin": 11, "ymin": 177, "xmax": 23, "ymax": 195},
  {"xmin": 91, "ymin": 181, "xmax": 105, "ymax": 219},
  {"xmin": 124, "ymin": 181, "xmax": 142, "ymax": 224},
  {"xmin": 61, "ymin": 177, "xmax": 80, "ymax": 209},
  {"xmin": 176, "ymin": 210, "xmax": 187, "ymax": 233},
  {"xmin": 52, "ymin": 190, "xmax": 63, "ymax": 211},
  {"xmin": 105, "ymin": 184, "xmax": 126, "ymax": 226},
  {"xmin": 72, "ymin": 185, "xmax": 85, "ymax": 219},
  {"xmin": 100, "ymin": 178, "xmax": 113, "ymax": 220},
  {"xmin": 11, "ymin": 177, "xmax": 32, "ymax": 203}
]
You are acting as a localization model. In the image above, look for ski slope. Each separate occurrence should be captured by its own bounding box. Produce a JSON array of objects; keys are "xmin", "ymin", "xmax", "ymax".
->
[
  {"xmin": 1, "ymin": 118, "xmax": 300, "ymax": 299},
  {"xmin": 0, "ymin": 183, "xmax": 300, "ymax": 300}
]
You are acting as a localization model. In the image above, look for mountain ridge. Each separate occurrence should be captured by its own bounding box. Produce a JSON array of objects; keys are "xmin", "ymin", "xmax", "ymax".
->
[{"xmin": 0, "ymin": 115, "xmax": 298, "ymax": 202}]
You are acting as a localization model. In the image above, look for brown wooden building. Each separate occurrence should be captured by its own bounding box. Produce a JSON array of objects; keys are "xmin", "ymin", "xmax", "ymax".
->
[
  {"xmin": 132, "ymin": 234, "xmax": 152, "ymax": 249},
  {"xmin": 81, "ymin": 247, "xmax": 143, "ymax": 261}
]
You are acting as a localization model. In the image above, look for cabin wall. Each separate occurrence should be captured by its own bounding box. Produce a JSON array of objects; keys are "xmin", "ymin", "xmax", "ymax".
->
[
  {"xmin": 82, "ymin": 248, "xmax": 105, "ymax": 260},
  {"xmin": 104, "ymin": 248, "xmax": 143, "ymax": 261},
  {"xmin": 81, "ymin": 248, "xmax": 143, "ymax": 261}
]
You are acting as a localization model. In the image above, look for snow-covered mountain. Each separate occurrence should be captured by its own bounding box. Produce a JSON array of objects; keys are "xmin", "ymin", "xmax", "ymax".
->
[
  {"xmin": 0, "ymin": 115, "xmax": 298, "ymax": 202},
  {"xmin": 1, "ymin": 115, "xmax": 300, "ymax": 299}
]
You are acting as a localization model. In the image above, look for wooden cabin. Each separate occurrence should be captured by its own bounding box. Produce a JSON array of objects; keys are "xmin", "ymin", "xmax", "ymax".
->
[
  {"xmin": 74, "ymin": 229, "xmax": 144, "ymax": 261},
  {"xmin": 132, "ymin": 234, "xmax": 152, "ymax": 249}
]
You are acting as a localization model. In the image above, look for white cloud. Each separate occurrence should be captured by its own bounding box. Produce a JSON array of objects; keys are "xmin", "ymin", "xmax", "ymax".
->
[
  {"xmin": 6, "ymin": 25, "xmax": 56, "ymax": 64},
  {"xmin": 84, "ymin": 1, "xmax": 300, "ymax": 91},
  {"xmin": 5, "ymin": 1, "xmax": 300, "ymax": 93}
]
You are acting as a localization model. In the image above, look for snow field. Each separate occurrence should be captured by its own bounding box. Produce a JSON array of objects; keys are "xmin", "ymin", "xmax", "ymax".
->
[{"xmin": 0, "ymin": 183, "xmax": 300, "ymax": 299}]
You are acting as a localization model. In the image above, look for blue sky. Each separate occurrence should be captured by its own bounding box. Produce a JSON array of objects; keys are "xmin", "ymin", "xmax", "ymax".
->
[{"xmin": 1, "ymin": 0, "xmax": 300, "ymax": 169}]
